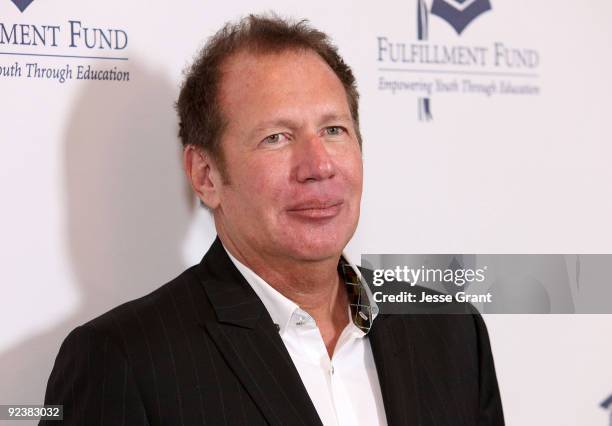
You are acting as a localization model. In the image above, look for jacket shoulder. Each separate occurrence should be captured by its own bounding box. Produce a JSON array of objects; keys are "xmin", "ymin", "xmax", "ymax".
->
[{"xmin": 78, "ymin": 264, "xmax": 211, "ymax": 350}]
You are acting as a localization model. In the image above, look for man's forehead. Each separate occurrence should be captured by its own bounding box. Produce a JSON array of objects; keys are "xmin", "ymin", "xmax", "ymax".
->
[
  {"xmin": 217, "ymin": 48, "xmax": 350, "ymax": 125},
  {"xmin": 219, "ymin": 48, "xmax": 338, "ymax": 92}
]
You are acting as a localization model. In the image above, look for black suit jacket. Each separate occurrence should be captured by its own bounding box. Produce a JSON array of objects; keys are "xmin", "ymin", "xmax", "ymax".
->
[{"xmin": 42, "ymin": 237, "xmax": 504, "ymax": 425}]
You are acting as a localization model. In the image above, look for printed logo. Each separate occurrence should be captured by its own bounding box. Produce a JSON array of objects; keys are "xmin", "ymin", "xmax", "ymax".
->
[
  {"xmin": 416, "ymin": 0, "xmax": 492, "ymax": 118},
  {"xmin": 1, "ymin": 3, "xmax": 131, "ymax": 84},
  {"xmin": 10, "ymin": 0, "xmax": 35, "ymax": 13},
  {"xmin": 431, "ymin": 0, "xmax": 492, "ymax": 34},
  {"xmin": 375, "ymin": 0, "xmax": 541, "ymax": 121},
  {"xmin": 601, "ymin": 393, "xmax": 612, "ymax": 425}
]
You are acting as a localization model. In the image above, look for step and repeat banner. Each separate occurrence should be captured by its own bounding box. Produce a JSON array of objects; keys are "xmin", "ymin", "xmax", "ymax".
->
[{"xmin": 1, "ymin": 0, "xmax": 611, "ymax": 424}]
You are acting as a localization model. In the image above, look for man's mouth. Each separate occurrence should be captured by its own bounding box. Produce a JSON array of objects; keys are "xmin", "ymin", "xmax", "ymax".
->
[{"xmin": 286, "ymin": 199, "xmax": 344, "ymax": 219}]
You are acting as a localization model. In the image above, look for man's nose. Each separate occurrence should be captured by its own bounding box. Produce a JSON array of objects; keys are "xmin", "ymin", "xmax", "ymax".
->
[{"xmin": 295, "ymin": 134, "xmax": 336, "ymax": 183}]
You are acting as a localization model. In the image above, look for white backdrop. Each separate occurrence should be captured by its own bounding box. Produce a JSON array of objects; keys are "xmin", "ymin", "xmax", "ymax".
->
[{"xmin": 1, "ymin": 0, "xmax": 611, "ymax": 424}]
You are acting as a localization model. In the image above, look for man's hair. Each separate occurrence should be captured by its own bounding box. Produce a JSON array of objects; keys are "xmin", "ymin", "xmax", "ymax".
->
[{"xmin": 176, "ymin": 14, "xmax": 361, "ymax": 179}]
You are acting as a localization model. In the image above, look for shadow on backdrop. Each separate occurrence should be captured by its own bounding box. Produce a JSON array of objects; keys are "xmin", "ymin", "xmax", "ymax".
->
[{"xmin": 0, "ymin": 60, "xmax": 196, "ymax": 412}]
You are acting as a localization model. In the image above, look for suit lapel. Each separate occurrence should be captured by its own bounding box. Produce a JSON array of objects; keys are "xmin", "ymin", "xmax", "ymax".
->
[
  {"xmin": 369, "ymin": 314, "xmax": 422, "ymax": 426},
  {"xmin": 204, "ymin": 320, "xmax": 323, "ymax": 426},
  {"xmin": 195, "ymin": 238, "xmax": 323, "ymax": 426}
]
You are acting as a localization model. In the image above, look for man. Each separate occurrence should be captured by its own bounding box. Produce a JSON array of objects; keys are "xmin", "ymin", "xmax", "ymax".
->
[{"xmin": 42, "ymin": 15, "xmax": 504, "ymax": 425}]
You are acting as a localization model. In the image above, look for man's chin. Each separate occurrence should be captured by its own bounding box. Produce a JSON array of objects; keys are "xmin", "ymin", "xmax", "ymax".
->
[
  {"xmin": 280, "ymin": 239, "xmax": 348, "ymax": 263},
  {"xmin": 269, "ymin": 219, "xmax": 358, "ymax": 262}
]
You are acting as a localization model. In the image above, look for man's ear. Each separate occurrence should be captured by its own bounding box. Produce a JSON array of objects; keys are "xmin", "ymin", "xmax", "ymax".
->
[{"xmin": 183, "ymin": 145, "xmax": 222, "ymax": 209}]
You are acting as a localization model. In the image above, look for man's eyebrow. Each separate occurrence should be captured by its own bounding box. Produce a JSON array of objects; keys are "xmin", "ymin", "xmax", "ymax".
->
[
  {"xmin": 319, "ymin": 113, "xmax": 353, "ymax": 124},
  {"xmin": 249, "ymin": 113, "xmax": 353, "ymax": 138},
  {"xmin": 252, "ymin": 118, "xmax": 299, "ymax": 134}
]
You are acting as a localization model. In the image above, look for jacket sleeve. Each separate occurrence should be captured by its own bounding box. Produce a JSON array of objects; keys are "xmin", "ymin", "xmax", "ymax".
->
[
  {"xmin": 472, "ymin": 313, "xmax": 505, "ymax": 426},
  {"xmin": 40, "ymin": 324, "xmax": 150, "ymax": 426}
]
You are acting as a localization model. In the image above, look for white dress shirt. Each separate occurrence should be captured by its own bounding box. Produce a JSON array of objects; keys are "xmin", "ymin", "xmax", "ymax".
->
[{"xmin": 224, "ymin": 247, "xmax": 388, "ymax": 426}]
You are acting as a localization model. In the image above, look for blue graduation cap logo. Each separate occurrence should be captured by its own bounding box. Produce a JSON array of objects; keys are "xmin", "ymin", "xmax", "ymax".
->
[
  {"xmin": 601, "ymin": 393, "xmax": 612, "ymax": 410},
  {"xmin": 431, "ymin": 0, "xmax": 492, "ymax": 34},
  {"xmin": 602, "ymin": 393, "xmax": 612, "ymax": 425},
  {"xmin": 10, "ymin": 0, "xmax": 35, "ymax": 12}
]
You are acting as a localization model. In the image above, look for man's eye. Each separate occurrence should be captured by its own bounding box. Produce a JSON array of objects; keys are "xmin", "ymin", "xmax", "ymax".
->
[
  {"xmin": 325, "ymin": 126, "xmax": 344, "ymax": 136},
  {"xmin": 262, "ymin": 133, "xmax": 287, "ymax": 144}
]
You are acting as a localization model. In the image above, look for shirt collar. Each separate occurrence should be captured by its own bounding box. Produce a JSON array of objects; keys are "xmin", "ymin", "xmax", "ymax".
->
[
  {"xmin": 339, "ymin": 255, "xmax": 379, "ymax": 333},
  {"xmin": 223, "ymin": 245, "xmax": 379, "ymax": 336}
]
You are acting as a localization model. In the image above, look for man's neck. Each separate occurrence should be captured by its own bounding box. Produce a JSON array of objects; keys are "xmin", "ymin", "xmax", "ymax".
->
[{"xmin": 220, "ymin": 236, "xmax": 350, "ymax": 357}]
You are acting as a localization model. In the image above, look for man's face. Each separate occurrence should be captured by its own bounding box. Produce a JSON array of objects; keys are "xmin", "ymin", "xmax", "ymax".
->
[{"xmin": 211, "ymin": 49, "xmax": 363, "ymax": 263}]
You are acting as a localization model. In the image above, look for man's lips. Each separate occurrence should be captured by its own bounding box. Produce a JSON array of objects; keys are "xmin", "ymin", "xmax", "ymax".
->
[{"xmin": 286, "ymin": 199, "xmax": 344, "ymax": 219}]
